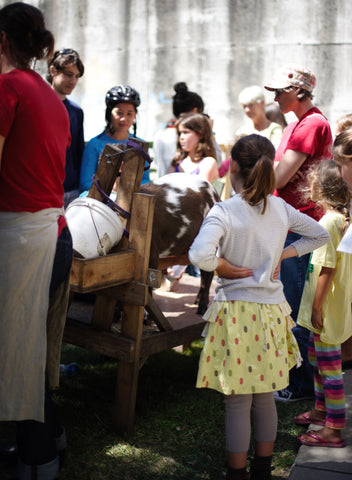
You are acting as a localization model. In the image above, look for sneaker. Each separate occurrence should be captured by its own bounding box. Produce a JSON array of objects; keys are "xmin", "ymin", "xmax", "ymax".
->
[{"xmin": 273, "ymin": 388, "xmax": 313, "ymax": 403}]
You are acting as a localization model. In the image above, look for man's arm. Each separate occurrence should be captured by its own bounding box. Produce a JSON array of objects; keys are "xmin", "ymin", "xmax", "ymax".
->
[{"xmin": 274, "ymin": 149, "xmax": 308, "ymax": 189}]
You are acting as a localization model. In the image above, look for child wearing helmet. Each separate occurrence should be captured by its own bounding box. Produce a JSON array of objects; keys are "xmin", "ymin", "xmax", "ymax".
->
[{"xmin": 79, "ymin": 85, "xmax": 150, "ymax": 194}]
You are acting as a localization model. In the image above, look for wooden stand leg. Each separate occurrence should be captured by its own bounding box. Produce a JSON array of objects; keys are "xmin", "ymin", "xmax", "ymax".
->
[{"xmin": 113, "ymin": 304, "xmax": 144, "ymax": 434}]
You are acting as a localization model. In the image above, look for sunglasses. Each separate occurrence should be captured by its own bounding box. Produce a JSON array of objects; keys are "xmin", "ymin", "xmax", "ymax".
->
[
  {"xmin": 52, "ymin": 48, "xmax": 78, "ymax": 60},
  {"xmin": 274, "ymin": 87, "xmax": 295, "ymax": 97}
]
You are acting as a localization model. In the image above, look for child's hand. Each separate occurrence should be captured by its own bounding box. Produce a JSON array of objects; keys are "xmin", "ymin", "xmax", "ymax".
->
[
  {"xmin": 272, "ymin": 262, "xmax": 281, "ymax": 280},
  {"xmin": 216, "ymin": 258, "xmax": 253, "ymax": 279},
  {"xmin": 311, "ymin": 308, "xmax": 323, "ymax": 330}
]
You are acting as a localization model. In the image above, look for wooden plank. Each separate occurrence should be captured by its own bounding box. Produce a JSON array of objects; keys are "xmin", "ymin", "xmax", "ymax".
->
[
  {"xmin": 92, "ymin": 294, "xmax": 117, "ymax": 330},
  {"xmin": 115, "ymin": 143, "xmax": 149, "ymax": 249},
  {"xmin": 114, "ymin": 193, "xmax": 155, "ymax": 434},
  {"xmin": 145, "ymin": 293, "xmax": 173, "ymax": 331},
  {"xmin": 63, "ymin": 318, "xmax": 135, "ymax": 362},
  {"xmin": 127, "ymin": 193, "xmax": 155, "ymax": 286},
  {"xmin": 140, "ymin": 321, "xmax": 206, "ymax": 357},
  {"xmin": 87, "ymin": 143, "xmax": 125, "ymax": 201},
  {"xmin": 95, "ymin": 282, "xmax": 149, "ymax": 306},
  {"xmin": 70, "ymin": 250, "xmax": 135, "ymax": 292},
  {"xmin": 114, "ymin": 304, "xmax": 145, "ymax": 434}
]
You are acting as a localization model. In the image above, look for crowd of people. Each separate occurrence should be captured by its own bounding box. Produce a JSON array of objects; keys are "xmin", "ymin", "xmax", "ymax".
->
[{"xmin": 1, "ymin": 3, "xmax": 352, "ymax": 480}]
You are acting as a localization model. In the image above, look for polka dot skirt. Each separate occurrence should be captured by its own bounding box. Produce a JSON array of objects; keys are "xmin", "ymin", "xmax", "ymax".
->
[{"xmin": 196, "ymin": 300, "xmax": 301, "ymax": 395}]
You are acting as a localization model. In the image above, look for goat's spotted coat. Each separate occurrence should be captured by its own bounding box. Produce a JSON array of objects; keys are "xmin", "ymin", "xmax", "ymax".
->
[{"xmin": 140, "ymin": 173, "xmax": 220, "ymax": 314}]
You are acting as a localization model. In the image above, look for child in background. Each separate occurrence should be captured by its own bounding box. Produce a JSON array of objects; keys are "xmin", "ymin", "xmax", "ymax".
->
[
  {"xmin": 334, "ymin": 126, "xmax": 352, "ymax": 191},
  {"xmin": 166, "ymin": 112, "xmax": 219, "ymax": 289},
  {"xmin": 168, "ymin": 112, "xmax": 219, "ymax": 183},
  {"xmin": 335, "ymin": 113, "xmax": 352, "ymax": 137},
  {"xmin": 188, "ymin": 134, "xmax": 329, "ymax": 480},
  {"xmin": 294, "ymin": 160, "xmax": 352, "ymax": 448}
]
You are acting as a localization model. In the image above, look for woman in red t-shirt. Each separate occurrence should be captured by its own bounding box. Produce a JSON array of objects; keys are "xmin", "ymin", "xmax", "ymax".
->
[{"xmin": 0, "ymin": 4, "xmax": 71, "ymax": 479}]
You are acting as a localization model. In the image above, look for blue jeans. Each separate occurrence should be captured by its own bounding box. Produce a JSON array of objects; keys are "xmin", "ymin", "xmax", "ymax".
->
[{"xmin": 280, "ymin": 232, "xmax": 314, "ymax": 397}]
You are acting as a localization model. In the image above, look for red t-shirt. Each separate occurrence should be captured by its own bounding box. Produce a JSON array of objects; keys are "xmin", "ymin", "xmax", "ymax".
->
[
  {"xmin": 0, "ymin": 69, "xmax": 71, "ymax": 212},
  {"xmin": 275, "ymin": 107, "xmax": 332, "ymax": 220}
]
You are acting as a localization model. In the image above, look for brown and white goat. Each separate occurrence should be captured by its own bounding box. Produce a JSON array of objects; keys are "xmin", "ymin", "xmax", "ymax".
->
[{"xmin": 140, "ymin": 173, "xmax": 220, "ymax": 314}]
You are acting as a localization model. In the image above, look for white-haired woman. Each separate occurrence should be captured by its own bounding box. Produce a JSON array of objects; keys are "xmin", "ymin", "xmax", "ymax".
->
[{"xmin": 236, "ymin": 85, "xmax": 283, "ymax": 148}]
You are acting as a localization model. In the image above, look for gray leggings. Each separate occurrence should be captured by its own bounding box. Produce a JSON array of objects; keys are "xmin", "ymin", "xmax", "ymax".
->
[{"xmin": 224, "ymin": 392, "xmax": 278, "ymax": 453}]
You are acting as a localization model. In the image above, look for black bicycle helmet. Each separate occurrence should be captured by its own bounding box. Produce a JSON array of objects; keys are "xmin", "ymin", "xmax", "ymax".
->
[{"xmin": 105, "ymin": 85, "xmax": 141, "ymax": 108}]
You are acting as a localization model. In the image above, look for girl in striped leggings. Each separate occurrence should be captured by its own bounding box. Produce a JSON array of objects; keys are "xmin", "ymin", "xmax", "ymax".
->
[{"xmin": 295, "ymin": 159, "xmax": 352, "ymax": 448}]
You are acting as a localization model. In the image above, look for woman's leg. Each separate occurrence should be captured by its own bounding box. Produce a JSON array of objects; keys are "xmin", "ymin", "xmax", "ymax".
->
[{"xmin": 16, "ymin": 387, "xmax": 59, "ymax": 479}]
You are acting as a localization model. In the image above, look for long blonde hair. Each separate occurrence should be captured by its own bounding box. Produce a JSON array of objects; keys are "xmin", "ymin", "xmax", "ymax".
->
[{"xmin": 306, "ymin": 159, "xmax": 351, "ymax": 235}]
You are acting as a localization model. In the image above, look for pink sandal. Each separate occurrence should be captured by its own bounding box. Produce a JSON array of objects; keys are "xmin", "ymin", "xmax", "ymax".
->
[
  {"xmin": 293, "ymin": 413, "xmax": 325, "ymax": 426},
  {"xmin": 298, "ymin": 431, "xmax": 345, "ymax": 448}
]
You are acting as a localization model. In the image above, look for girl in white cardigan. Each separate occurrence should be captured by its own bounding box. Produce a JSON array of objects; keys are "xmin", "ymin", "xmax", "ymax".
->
[{"xmin": 189, "ymin": 134, "xmax": 329, "ymax": 480}]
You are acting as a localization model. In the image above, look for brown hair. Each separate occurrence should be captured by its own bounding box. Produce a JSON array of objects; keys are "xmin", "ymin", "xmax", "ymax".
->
[
  {"xmin": 0, "ymin": 3, "xmax": 54, "ymax": 69},
  {"xmin": 333, "ymin": 126, "xmax": 352, "ymax": 165},
  {"xmin": 46, "ymin": 48, "xmax": 84, "ymax": 83},
  {"xmin": 305, "ymin": 159, "xmax": 351, "ymax": 234},
  {"xmin": 172, "ymin": 112, "xmax": 216, "ymax": 166},
  {"xmin": 335, "ymin": 114, "xmax": 352, "ymax": 136},
  {"xmin": 231, "ymin": 134, "xmax": 276, "ymax": 214}
]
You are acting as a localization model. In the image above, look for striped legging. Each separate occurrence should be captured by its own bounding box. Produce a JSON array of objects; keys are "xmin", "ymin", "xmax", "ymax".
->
[{"xmin": 308, "ymin": 332, "xmax": 345, "ymax": 430}]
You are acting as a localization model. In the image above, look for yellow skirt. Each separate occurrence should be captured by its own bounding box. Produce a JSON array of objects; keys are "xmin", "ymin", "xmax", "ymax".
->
[{"xmin": 196, "ymin": 300, "xmax": 301, "ymax": 395}]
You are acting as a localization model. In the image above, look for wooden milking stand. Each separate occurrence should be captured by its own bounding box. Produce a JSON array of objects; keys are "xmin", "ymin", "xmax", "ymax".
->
[{"xmin": 64, "ymin": 141, "xmax": 205, "ymax": 434}]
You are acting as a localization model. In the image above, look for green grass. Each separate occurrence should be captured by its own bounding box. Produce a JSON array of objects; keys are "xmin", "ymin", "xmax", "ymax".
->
[{"xmin": 1, "ymin": 342, "xmax": 313, "ymax": 479}]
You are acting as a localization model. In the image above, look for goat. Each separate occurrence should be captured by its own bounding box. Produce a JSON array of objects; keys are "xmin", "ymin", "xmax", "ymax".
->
[{"xmin": 140, "ymin": 173, "xmax": 220, "ymax": 314}]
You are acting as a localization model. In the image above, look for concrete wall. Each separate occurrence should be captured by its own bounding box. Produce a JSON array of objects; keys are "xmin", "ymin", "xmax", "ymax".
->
[{"xmin": 2, "ymin": 0, "xmax": 352, "ymax": 144}]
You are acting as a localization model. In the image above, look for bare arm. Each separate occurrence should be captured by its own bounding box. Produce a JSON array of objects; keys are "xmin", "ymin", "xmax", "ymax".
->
[
  {"xmin": 311, "ymin": 266, "xmax": 335, "ymax": 330},
  {"xmin": 199, "ymin": 157, "xmax": 219, "ymax": 183},
  {"xmin": 275, "ymin": 149, "xmax": 308, "ymax": 189}
]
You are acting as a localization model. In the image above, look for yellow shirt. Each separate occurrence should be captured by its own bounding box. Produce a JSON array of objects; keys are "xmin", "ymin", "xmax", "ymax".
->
[{"xmin": 297, "ymin": 211, "xmax": 352, "ymax": 345}]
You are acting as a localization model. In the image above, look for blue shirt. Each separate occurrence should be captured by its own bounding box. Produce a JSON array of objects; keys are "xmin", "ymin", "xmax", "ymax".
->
[{"xmin": 80, "ymin": 131, "xmax": 150, "ymax": 192}]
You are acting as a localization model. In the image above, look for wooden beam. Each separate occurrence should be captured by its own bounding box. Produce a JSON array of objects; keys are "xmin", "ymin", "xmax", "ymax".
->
[
  {"xmin": 140, "ymin": 322, "xmax": 205, "ymax": 357},
  {"xmin": 70, "ymin": 250, "xmax": 136, "ymax": 293},
  {"xmin": 63, "ymin": 318, "xmax": 135, "ymax": 362},
  {"xmin": 145, "ymin": 293, "xmax": 173, "ymax": 331},
  {"xmin": 114, "ymin": 192, "xmax": 155, "ymax": 434}
]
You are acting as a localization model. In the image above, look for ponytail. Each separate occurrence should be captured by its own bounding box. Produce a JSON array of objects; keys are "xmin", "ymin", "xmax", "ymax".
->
[
  {"xmin": 231, "ymin": 134, "xmax": 276, "ymax": 214},
  {"xmin": 242, "ymin": 154, "xmax": 276, "ymax": 214}
]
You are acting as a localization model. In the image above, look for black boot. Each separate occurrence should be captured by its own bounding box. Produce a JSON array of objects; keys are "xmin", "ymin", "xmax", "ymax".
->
[
  {"xmin": 226, "ymin": 466, "xmax": 249, "ymax": 480},
  {"xmin": 250, "ymin": 455, "xmax": 273, "ymax": 480}
]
